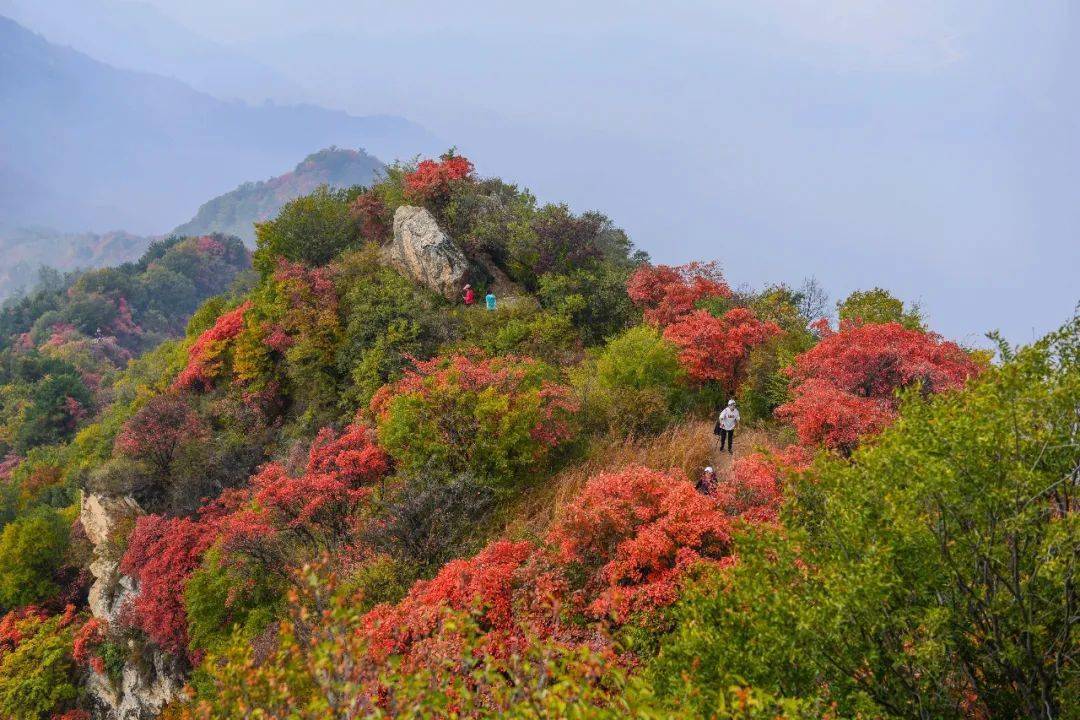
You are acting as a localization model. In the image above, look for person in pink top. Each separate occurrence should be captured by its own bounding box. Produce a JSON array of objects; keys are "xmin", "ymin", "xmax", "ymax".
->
[{"xmin": 462, "ymin": 284, "xmax": 476, "ymax": 305}]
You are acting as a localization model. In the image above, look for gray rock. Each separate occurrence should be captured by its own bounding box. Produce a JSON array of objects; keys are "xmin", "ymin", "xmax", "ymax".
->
[
  {"xmin": 383, "ymin": 205, "xmax": 471, "ymax": 299},
  {"xmin": 87, "ymin": 644, "xmax": 187, "ymax": 720},
  {"xmin": 81, "ymin": 493, "xmax": 186, "ymax": 719}
]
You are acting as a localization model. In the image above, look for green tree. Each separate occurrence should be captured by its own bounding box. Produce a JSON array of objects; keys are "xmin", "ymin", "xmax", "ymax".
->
[
  {"xmin": 538, "ymin": 264, "xmax": 641, "ymax": 345},
  {"xmin": 184, "ymin": 547, "xmax": 281, "ymax": 656},
  {"xmin": 736, "ymin": 285, "xmax": 818, "ymax": 420},
  {"xmin": 837, "ymin": 287, "xmax": 924, "ymax": 329},
  {"xmin": 0, "ymin": 505, "xmax": 70, "ymax": 610},
  {"xmin": 0, "ymin": 612, "xmax": 79, "ymax": 720},
  {"xmin": 253, "ymin": 186, "xmax": 361, "ymax": 276},
  {"xmin": 576, "ymin": 325, "xmax": 687, "ymax": 433},
  {"xmin": 13, "ymin": 373, "xmax": 91, "ymax": 456}
]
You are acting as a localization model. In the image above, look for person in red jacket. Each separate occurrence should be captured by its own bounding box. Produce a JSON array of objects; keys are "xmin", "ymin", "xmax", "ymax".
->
[{"xmin": 462, "ymin": 284, "xmax": 475, "ymax": 305}]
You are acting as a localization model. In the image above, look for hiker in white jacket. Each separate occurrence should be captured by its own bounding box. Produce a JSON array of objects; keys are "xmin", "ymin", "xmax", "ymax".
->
[{"xmin": 715, "ymin": 399, "xmax": 740, "ymax": 454}]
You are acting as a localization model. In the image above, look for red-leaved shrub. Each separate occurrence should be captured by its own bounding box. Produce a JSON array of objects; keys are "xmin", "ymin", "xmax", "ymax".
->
[
  {"xmin": 627, "ymin": 262, "xmax": 732, "ymax": 327},
  {"xmin": 717, "ymin": 445, "xmax": 812, "ymax": 523},
  {"xmin": 662, "ymin": 308, "xmax": 782, "ymax": 389},
  {"xmin": 776, "ymin": 321, "xmax": 981, "ymax": 451},
  {"xmin": 174, "ymin": 301, "xmax": 252, "ymax": 392},
  {"xmin": 404, "ymin": 154, "xmax": 474, "ymax": 202},
  {"xmin": 119, "ymin": 515, "xmax": 215, "ymax": 655}
]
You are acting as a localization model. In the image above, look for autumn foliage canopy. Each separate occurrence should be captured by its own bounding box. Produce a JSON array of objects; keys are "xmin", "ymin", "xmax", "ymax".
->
[
  {"xmin": 174, "ymin": 301, "xmax": 252, "ymax": 392},
  {"xmin": 362, "ymin": 465, "xmax": 734, "ymax": 673},
  {"xmin": 403, "ymin": 153, "xmax": 475, "ymax": 202},
  {"xmin": 662, "ymin": 308, "xmax": 782, "ymax": 390},
  {"xmin": 777, "ymin": 321, "xmax": 982, "ymax": 451},
  {"xmin": 627, "ymin": 261, "xmax": 732, "ymax": 327},
  {"xmin": 119, "ymin": 423, "xmax": 389, "ymax": 657}
]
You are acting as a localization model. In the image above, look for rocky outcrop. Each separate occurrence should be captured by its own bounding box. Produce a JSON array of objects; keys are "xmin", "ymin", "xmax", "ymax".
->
[
  {"xmin": 383, "ymin": 205, "xmax": 473, "ymax": 299},
  {"xmin": 81, "ymin": 494, "xmax": 142, "ymax": 625},
  {"xmin": 87, "ymin": 646, "xmax": 187, "ymax": 720},
  {"xmin": 81, "ymin": 492, "xmax": 187, "ymax": 719}
]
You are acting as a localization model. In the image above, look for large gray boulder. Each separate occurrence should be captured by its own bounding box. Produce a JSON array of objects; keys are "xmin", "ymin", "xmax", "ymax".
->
[{"xmin": 383, "ymin": 205, "xmax": 471, "ymax": 299}]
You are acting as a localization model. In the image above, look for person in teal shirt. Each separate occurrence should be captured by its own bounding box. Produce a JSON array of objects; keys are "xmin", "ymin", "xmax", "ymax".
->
[{"xmin": 485, "ymin": 291, "xmax": 496, "ymax": 310}]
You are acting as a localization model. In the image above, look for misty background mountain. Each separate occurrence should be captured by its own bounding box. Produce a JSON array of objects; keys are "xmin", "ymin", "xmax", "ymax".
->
[
  {"xmin": 0, "ymin": 147, "xmax": 386, "ymax": 299},
  {"xmin": 173, "ymin": 147, "xmax": 385, "ymax": 244},
  {"xmin": 0, "ymin": 0, "xmax": 304, "ymax": 103},
  {"xmin": 0, "ymin": 15, "xmax": 437, "ymax": 235}
]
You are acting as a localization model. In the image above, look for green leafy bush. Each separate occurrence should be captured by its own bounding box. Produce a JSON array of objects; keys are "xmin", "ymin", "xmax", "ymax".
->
[
  {"xmin": 837, "ymin": 287, "xmax": 924, "ymax": 329},
  {"xmin": 252, "ymin": 186, "xmax": 361, "ymax": 276},
  {"xmin": 576, "ymin": 325, "xmax": 687, "ymax": 433},
  {"xmin": 0, "ymin": 505, "xmax": 70, "ymax": 609},
  {"xmin": 372, "ymin": 353, "xmax": 579, "ymax": 488},
  {"xmin": 0, "ymin": 611, "xmax": 79, "ymax": 719},
  {"xmin": 184, "ymin": 547, "xmax": 281, "ymax": 656}
]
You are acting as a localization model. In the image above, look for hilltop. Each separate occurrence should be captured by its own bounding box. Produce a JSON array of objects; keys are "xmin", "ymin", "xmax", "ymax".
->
[
  {"xmin": 0, "ymin": 154, "xmax": 1074, "ymax": 720},
  {"xmin": 173, "ymin": 148, "xmax": 385, "ymax": 245},
  {"xmin": 0, "ymin": 148, "xmax": 385, "ymax": 300}
]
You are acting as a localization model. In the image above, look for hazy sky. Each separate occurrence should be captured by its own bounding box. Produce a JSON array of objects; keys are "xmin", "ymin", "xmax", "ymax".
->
[{"xmin": 132, "ymin": 2, "xmax": 1080, "ymax": 344}]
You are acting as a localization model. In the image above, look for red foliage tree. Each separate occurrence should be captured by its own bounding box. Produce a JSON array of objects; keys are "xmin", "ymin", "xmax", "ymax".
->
[
  {"xmin": 403, "ymin": 153, "xmax": 474, "ymax": 203},
  {"xmin": 349, "ymin": 192, "xmax": 390, "ymax": 243},
  {"xmin": 119, "ymin": 422, "xmax": 390, "ymax": 658},
  {"xmin": 362, "ymin": 539, "xmax": 535, "ymax": 663},
  {"xmin": 775, "ymin": 379, "xmax": 894, "ymax": 453},
  {"xmin": 174, "ymin": 301, "xmax": 252, "ymax": 392},
  {"xmin": 72, "ymin": 617, "xmax": 107, "ymax": 674},
  {"xmin": 361, "ymin": 466, "xmax": 735, "ymax": 673},
  {"xmin": 114, "ymin": 395, "xmax": 209, "ymax": 477},
  {"xmin": 662, "ymin": 308, "xmax": 782, "ymax": 389},
  {"xmin": 626, "ymin": 261, "xmax": 732, "ymax": 327},
  {"xmin": 0, "ymin": 606, "xmax": 47, "ymax": 656},
  {"xmin": 548, "ymin": 466, "xmax": 732, "ymax": 621},
  {"xmin": 219, "ymin": 424, "xmax": 389, "ymax": 550},
  {"xmin": 119, "ymin": 514, "xmax": 216, "ymax": 655},
  {"xmin": 52, "ymin": 711, "xmax": 91, "ymax": 720},
  {"xmin": 776, "ymin": 321, "xmax": 982, "ymax": 451},
  {"xmin": 717, "ymin": 445, "xmax": 812, "ymax": 523}
]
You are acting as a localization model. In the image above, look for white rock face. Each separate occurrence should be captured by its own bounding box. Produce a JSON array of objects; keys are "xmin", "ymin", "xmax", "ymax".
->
[
  {"xmin": 383, "ymin": 205, "xmax": 471, "ymax": 299},
  {"xmin": 81, "ymin": 493, "xmax": 186, "ymax": 719},
  {"xmin": 81, "ymin": 493, "xmax": 141, "ymax": 548}
]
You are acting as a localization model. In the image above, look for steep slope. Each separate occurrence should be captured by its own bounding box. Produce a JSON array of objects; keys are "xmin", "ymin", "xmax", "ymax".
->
[
  {"xmin": 0, "ymin": 16, "xmax": 438, "ymax": 233},
  {"xmin": 173, "ymin": 148, "xmax": 385, "ymax": 244},
  {"xmin": 2, "ymin": 154, "xmax": 1057, "ymax": 720}
]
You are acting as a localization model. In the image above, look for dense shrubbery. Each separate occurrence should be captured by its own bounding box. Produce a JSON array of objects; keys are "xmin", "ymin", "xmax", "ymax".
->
[
  {"xmin": 0, "ymin": 234, "xmax": 249, "ymax": 461},
  {"xmin": 649, "ymin": 316, "xmax": 1078, "ymax": 718},
  {"xmin": 776, "ymin": 319, "xmax": 982, "ymax": 452},
  {"xmin": 0, "ymin": 151, "xmax": 1064, "ymax": 720},
  {"xmin": 372, "ymin": 353, "xmax": 579, "ymax": 488},
  {"xmin": 0, "ymin": 606, "xmax": 82, "ymax": 719}
]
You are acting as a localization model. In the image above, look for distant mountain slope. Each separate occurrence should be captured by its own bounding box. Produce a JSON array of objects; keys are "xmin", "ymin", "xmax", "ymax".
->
[
  {"xmin": 0, "ymin": 225, "xmax": 156, "ymax": 299},
  {"xmin": 174, "ymin": 148, "xmax": 386, "ymax": 245},
  {"xmin": 0, "ymin": 0, "xmax": 302, "ymax": 103},
  {"xmin": 0, "ymin": 16, "xmax": 439, "ymax": 234}
]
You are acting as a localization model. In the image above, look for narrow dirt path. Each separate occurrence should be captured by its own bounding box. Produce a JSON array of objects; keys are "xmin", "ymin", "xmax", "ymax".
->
[{"xmin": 708, "ymin": 426, "xmax": 775, "ymax": 476}]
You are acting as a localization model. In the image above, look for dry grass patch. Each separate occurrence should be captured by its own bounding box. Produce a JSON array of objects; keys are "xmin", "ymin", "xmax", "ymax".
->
[{"xmin": 504, "ymin": 420, "xmax": 720, "ymax": 539}]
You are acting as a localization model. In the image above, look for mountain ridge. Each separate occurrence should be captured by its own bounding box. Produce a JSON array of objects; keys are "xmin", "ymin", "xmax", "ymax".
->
[
  {"xmin": 0, "ymin": 15, "xmax": 439, "ymax": 234},
  {"xmin": 173, "ymin": 147, "xmax": 386, "ymax": 245}
]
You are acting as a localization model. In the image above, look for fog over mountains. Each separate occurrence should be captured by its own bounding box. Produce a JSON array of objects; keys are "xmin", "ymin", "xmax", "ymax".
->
[
  {"xmin": 0, "ymin": 0, "xmax": 303, "ymax": 103},
  {"xmin": 0, "ymin": 15, "xmax": 438, "ymax": 235}
]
